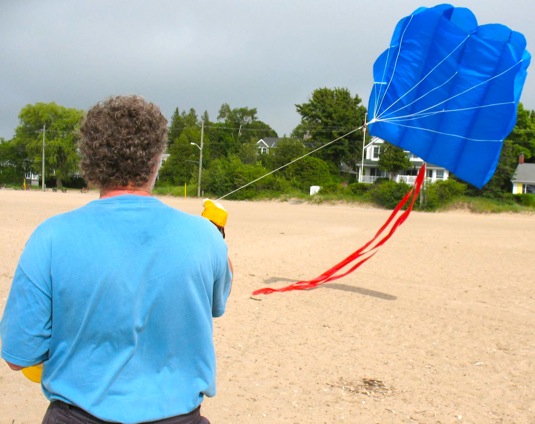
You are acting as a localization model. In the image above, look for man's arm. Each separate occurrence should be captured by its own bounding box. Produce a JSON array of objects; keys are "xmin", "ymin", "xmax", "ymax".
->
[{"xmin": 5, "ymin": 361, "xmax": 23, "ymax": 371}]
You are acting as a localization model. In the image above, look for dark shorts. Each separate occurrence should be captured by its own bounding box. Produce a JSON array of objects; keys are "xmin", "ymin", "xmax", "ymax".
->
[{"xmin": 42, "ymin": 400, "xmax": 211, "ymax": 424}]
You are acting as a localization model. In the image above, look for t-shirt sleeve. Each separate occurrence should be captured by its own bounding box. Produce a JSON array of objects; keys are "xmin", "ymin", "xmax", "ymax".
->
[
  {"xmin": 211, "ymin": 238, "xmax": 232, "ymax": 318},
  {"xmin": 0, "ymin": 226, "xmax": 52, "ymax": 366}
]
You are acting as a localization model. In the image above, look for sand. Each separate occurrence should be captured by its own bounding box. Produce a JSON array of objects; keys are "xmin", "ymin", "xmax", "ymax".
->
[{"xmin": 0, "ymin": 189, "xmax": 534, "ymax": 424}]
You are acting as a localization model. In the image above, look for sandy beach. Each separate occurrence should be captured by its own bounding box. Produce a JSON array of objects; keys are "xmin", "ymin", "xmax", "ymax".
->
[{"xmin": 1, "ymin": 189, "xmax": 534, "ymax": 424}]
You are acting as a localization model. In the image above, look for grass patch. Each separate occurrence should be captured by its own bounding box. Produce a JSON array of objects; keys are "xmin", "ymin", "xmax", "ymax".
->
[
  {"xmin": 153, "ymin": 183, "xmax": 535, "ymax": 214},
  {"xmin": 153, "ymin": 185, "xmax": 190, "ymax": 197},
  {"xmin": 446, "ymin": 196, "xmax": 534, "ymax": 213}
]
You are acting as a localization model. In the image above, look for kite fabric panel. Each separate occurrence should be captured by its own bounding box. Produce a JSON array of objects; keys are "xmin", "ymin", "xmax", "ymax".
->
[{"xmin": 367, "ymin": 4, "xmax": 531, "ymax": 188}]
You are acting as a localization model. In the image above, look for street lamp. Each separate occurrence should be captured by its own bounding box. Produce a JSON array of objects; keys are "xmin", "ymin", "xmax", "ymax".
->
[
  {"xmin": 190, "ymin": 121, "xmax": 204, "ymax": 197},
  {"xmin": 359, "ymin": 124, "xmax": 367, "ymax": 183},
  {"xmin": 41, "ymin": 124, "xmax": 46, "ymax": 191}
]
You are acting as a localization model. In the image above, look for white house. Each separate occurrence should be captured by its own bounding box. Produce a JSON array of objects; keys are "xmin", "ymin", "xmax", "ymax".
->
[
  {"xmin": 256, "ymin": 137, "xmax": 280, "ymax": 154},
  {"xmin": 24, "ymin": 171, "xmax": 40, "ymax": 186},
  {"xmin": 511, "ymin": 154, "xmax": 535, "ymax": 194},
  {"xmin": 356, "ymin": 137, "xmax": 449, "ymax": 185}
]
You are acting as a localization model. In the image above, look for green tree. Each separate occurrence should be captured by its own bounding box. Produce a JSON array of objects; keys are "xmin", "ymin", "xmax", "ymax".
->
[
  {"xmin": 203, "ymin": 156, "xmax": 277, "ymax": 199},
  {"xmin": 0, "ymin": 138, "xmax": 27, "ymax": 185},
  {"xmin": 161, "ymin": 107, "xmax": 208, "ymax": 188},
  {"xmin": 13, "ymin": 102, "xmax": 84, "ymax": 188},
  {"xmin": 292, "ymin": 156, "xmax": 333, "ymax": 191},
  {"xmin": 421, "ymin": 179, "xmax": 467, "ymax": 210},
  {"xmin": 471, "ymin": 104, "xmax": 535, "ymax": 198},
  {"xmin": 205, "ymin": 122, "xmax": 236, "ymax": 160},
  {"xmin": 201, "ymin": 111, "xmax": 210, "ymax": 125},
  {"xmin": 368, "ymin": 180, "xmax": 412, "ymax": 209},
  {"xmin": 508, "ymin": 103, "xmax": 535, "ymax": 161},
  {"xmin": 158, "ymin": 126, "xmax": 204, "ymax": 186},
  {"xmin": 293, "ymin": 87, "xmax": 367, "ymax": 169},
  {"xmin": 167, "ymin": 108, "xmax": 184, "ymax": 146},
  {"xmin": 182, "ymin": 108, "xmax": 199, "ymax": 127},
  {"xmin": 241, "ymin": 120, "xmax": 277, "ymax": 142},
  {"xmin": 238, "ymin": 140, "xmax": 259, "ymax": 165},
  {"xmin": 167, "ymin": 107, "xmax": 199, "ymax": 148},
  {"xmin": 378, "ymin": 142, "xmax": 412, "ymax": 179},
  {"xmin": 261, "ymin": 138, "xmax": 307, "ymax": 174},
  {"xmin": 216, "ymin": 104, "xmax": 277, "ymax": 151},
  {"xmin": 479, "ymin": 139, "xmax": 518, "ymax": 197},
  {"xmin": 217, "ymin": 103, "xmax": 258, "ymax": 137}
]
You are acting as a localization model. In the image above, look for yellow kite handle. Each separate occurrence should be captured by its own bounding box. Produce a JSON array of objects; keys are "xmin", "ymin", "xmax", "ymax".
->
[
  {"xmin": 201, "ymin": 199, "xmax": 228, "ymax": 228},
  {"xmin": 21, "ymin": 364, "xmax": 43, "ymax": 383}
]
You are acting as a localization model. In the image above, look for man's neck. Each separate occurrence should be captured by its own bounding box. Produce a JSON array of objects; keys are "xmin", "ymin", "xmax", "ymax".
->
[{"xmin": 99, "ymin": 186, "xmax": 152, "ymax": 199}]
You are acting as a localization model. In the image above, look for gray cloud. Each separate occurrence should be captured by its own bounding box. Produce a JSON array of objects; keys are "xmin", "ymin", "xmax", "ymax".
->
[{"xmin": 1, "ymin": 0, "xmax": 533, "ymax": 139}]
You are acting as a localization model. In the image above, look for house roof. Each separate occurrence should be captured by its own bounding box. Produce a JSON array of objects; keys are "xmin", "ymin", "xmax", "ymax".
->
[
  {"xmin": 257, "ymin": 137, "xmax": 280, "ymax": 148},
  {"xmin": 512, "ymin": 163, "xmax": 535, "ymax": 184},
  {"xmin": 340, "ymin": 162, "xmax": 358, "ymax": 174}
]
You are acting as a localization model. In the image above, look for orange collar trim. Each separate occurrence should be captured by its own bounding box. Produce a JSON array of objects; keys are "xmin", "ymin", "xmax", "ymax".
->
[{"xmin": 100, "ymin": 189, "xmax": 152, "ymax": 199}]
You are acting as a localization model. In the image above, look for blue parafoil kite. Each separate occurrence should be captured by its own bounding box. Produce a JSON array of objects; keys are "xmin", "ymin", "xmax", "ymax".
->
[{"xmin": 367, "ymin": 4, "xmax": 531, "ymax": 188}]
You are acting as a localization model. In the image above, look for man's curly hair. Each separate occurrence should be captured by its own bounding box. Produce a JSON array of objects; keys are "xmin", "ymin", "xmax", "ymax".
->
[{"xmin": 79, "ymin": 95, "xmax": 168, "ymax": 188}]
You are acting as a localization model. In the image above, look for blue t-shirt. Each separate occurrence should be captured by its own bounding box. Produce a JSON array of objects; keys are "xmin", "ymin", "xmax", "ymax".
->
[{"xmin": 1, "ymin": 195, "xmax": 232, "ymax": 423}]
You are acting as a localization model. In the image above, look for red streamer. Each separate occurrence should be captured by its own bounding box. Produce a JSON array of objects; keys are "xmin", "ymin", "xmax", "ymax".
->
[{"xmin": 252, "ymin": 164, "xmax": 427, "ymax": 295}]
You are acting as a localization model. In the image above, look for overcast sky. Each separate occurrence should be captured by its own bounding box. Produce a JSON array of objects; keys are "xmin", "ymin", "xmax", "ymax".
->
[{"xmin": 1, "ymin": 0, "xmax": 533, "ymax": 140}]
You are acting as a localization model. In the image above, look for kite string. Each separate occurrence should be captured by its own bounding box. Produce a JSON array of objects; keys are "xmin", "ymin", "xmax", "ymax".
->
[{"xmin": 216, "ymin": 127, "xmax": 361, "ymax": 201}]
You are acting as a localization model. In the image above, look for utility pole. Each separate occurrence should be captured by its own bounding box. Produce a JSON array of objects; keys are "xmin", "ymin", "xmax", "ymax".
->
[
  {"xmin": 42, "ymin": 124, "xmax": 46, "ymax": 191},
  {"xmin": 190, "ymin": 120, "xmax": 204, "ymax": 197},
  {"xmin": 198, "ymin": 121, "xmax": 204, "ymax": 197},
  {"xmin": 359, "ymin": 122, "xmax": 367, "ymax": 183}
]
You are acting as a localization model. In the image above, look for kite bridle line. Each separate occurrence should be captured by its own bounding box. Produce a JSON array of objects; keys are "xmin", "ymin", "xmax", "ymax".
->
[
  {"xmin": 374, "ymin": 59, "xmax": 523, "ymax": 126},
  {"xmin": 216, "ymin": 126, "xmax": 362, "ymax": 201},
  {"xmin": 376, "ymin": 32, "xmax": 471, "ymax": 121},
  {"xmin": 371, "ymin": 15, "xmax": 526, "ymax": 142},
  {"xmin": 374, "ymin": 14, "xmax": 415, "ymax": 119}
]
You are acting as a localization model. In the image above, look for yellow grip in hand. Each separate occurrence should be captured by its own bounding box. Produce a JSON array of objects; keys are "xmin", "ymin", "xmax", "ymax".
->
[
  {"xmin": 22, "ymin": 364, "xmax": 43, "ymax": 383},
  {"xmin": 201, "ymin": 199, "xmax": 228, "ymax": 228}
]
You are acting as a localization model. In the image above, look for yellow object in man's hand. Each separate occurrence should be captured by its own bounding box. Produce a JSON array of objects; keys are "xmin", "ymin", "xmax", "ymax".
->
[
  {"xmin": 21, "ymin": 364, "xmax": 43, "ymax": 383},
  {"xmin": 201, "ymin": 199, "xmax": 228, "ymax": 238}
]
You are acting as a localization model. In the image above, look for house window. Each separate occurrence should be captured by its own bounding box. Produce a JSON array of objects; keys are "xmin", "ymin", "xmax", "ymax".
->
[
  {"xmin": 372, "ymin": 146, "xmax": 380, "ymax": 160},
  {"xmin": 259, "ymin": 146, "xmax": 268, "ymax": 154},
  {"xmin": 370, "ymin": 168, "xmax": 386, "ymax": 177},
  {"xmin": 436, "ymin": 170, "xmax": 444, "ymax": 180},
  {"xmin": 525, "ymin": 184, "xmax": 535, "ymax": 194}
]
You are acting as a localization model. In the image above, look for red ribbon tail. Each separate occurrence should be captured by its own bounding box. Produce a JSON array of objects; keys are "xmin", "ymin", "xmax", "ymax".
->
[{"xmin": 252, "ymin": 164, "xmax": 426, "ymax": 295}]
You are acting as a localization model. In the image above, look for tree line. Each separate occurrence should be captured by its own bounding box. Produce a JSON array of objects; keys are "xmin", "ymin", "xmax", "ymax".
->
[{"xmin": 1, "ymin": 88, "xmax": 534, "ymax": 203}]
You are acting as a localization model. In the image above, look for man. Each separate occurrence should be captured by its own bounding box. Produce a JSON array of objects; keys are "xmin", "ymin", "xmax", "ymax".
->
[{"xmin": 0, "ymin": 95, "xmax": 233, "ymax": 423}]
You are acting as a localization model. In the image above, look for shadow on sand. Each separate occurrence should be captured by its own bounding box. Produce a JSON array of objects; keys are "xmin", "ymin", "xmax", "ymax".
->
[{"xmin": 262, "ymin": 277, "xmax": 397, "ymax": 301}]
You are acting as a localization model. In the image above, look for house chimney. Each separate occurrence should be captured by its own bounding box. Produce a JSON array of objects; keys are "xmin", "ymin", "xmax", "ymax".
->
[{"xmin": 519, "ymin": 153, "xmax": 525, "ymax": 164}]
